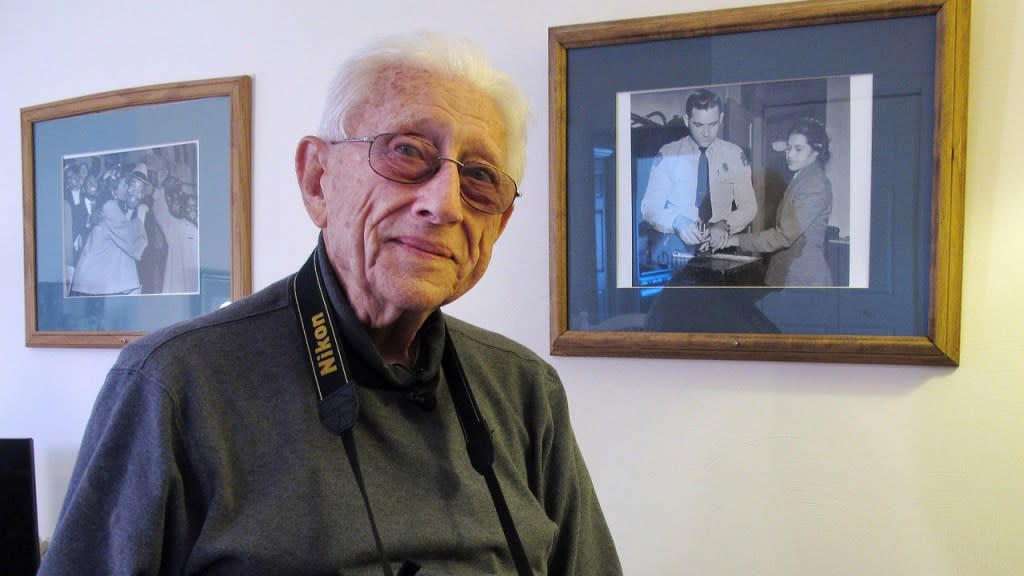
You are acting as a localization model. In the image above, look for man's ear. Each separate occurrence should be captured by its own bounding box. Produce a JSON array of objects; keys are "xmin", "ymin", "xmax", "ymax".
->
[{"xmin": 296, "ymin": 136, "xmax": 329, "ymax": 228}]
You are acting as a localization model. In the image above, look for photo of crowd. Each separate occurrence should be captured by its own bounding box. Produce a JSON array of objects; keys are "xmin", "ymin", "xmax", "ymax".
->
[{"xmin": 62, "ymin": 142, "xmax": 199, "ymax": 297}]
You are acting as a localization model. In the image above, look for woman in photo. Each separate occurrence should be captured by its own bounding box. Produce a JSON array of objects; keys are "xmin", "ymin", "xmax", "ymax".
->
[
  {"xmin": 727, "ymin": 117, "xmax": 834, "ymax": 286},
  {"xmin": 69, "ymin": 166, "xmax": 150, "ymax": 296}
]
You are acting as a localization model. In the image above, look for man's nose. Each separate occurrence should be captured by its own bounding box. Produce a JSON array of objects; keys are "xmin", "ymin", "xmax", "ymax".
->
[{"xmin": 413, "ymin": 159, "xmax": 464, "ymax": 224}]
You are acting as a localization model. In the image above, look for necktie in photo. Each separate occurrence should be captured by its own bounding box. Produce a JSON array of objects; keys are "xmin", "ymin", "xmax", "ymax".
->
[{"xmin": 695, "ymin": 147, "xmax": 711, "ymax": 223}]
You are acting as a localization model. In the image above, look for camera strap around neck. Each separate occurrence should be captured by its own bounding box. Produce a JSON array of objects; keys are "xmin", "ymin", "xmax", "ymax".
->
[
  {"xmin": 292, "ymin": 249, "xmax": 400, "ymax": 576},
  {"xmin": 292, "ymin": 247, "xmax": 531, "ymax": 576},
  {"xmin": 442, "ymin": 331, "xmax": 532, "ymax": 576}
]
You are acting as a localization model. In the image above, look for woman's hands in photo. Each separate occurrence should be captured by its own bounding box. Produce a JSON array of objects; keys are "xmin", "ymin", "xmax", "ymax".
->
[{"xmin": 708, "ymin": 221, "xmax": 730, "ymax": 251}]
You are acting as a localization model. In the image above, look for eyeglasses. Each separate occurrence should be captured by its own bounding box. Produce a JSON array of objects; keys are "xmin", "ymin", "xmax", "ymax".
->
[{"xmin": 331, "ymin": 133, "xmax": 520, "ymax": 215}]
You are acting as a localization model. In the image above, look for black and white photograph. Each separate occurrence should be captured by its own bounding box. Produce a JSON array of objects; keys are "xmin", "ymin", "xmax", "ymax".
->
[
  {"xmin": 22, "ymin": 76, "xmax": 249, "ymax": 347},
  {"xmin": 61, "ymin": 142, "xmax": 199, "ymax": 298},
  {"xmin": 615, "ymin": 75, "xmax": 872, "ymax": 290}
]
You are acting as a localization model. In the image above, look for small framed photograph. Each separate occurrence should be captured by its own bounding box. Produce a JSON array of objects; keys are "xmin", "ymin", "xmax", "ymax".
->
[
  {"xmin": 22, "ymin": 76, "xmax": 252, "ymax": 348},
  {"xmin": 549, "ymin": 0, "xmax": 969, "ymax": 365}
]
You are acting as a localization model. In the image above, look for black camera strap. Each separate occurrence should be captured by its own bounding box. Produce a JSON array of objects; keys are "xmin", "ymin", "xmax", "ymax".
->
[
  {"xmin": 292, "ymin": 247, "xmax": 530, "ymax": 576},
  {"xmin": 442, "ymin": 331, "xmax": 532, "ymax": 576},
  {"xmin": 292, "ymin": 250, "xmax": 398, "ymax": 576}
]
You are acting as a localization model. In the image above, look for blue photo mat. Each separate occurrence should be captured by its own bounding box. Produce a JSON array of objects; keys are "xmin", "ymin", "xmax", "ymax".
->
[
  {"xmin": 565, "ymin": 15, "xmax": 935, "ymax": 337},
  {"xmin": 33, "ymin": 96, "xmax": 232, "ymax": 332}
]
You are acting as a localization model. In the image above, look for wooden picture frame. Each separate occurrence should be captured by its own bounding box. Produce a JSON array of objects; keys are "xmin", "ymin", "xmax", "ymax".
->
[
  {"xmin": 22, "ymin": 76, "xmax": 252, "ymax": 348},
  {"xmin": 549, "ymin": 0, "xmax": 969, "ymax": 365}
]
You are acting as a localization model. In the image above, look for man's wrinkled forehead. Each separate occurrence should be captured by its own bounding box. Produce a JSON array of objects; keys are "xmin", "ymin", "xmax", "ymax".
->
[
  {"xmin": 344, "ymin": 65, "xmax": 430, "ymax": 133},
  {"xmin": 347, "ymin": 65, "xmax": 507, "ymax": 156}
]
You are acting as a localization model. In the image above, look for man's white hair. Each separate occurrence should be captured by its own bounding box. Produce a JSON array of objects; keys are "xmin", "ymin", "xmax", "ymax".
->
[{"xmin": 318, "ymin": 32, "xmax": 530, "ymax": 183}]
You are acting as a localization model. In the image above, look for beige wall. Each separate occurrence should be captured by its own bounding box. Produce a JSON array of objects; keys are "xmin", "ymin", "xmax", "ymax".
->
[{"xmin": 1, "ymin": 0, "xmax": 1021, "ymax": 573}]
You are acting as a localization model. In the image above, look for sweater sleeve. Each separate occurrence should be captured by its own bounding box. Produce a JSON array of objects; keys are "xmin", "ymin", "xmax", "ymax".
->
[
  {"xmin": 539, "ymin": 366, "xmax": 622, "ymax": 575},
  {"xmin": 38, "ymin": 367, "xmax": 189, "ymax": 576}
]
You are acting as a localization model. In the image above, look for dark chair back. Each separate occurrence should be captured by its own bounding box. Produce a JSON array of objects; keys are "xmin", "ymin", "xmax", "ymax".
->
[{"xmin": 0, "ymin": 438, "xmax": 41, "ymax": 575}]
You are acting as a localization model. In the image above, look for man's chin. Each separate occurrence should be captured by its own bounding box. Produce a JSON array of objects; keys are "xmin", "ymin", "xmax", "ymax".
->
[{"xmin": 378, "ymin": 279, "xmax": 460, "ymax": 314}]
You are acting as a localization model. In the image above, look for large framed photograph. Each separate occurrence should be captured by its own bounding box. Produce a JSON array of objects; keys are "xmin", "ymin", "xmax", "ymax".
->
[
  {"xmin": 549, "ymin": 0, "xmax": 969, "ymax": 365},
  {"xmin": 22, "ymin": 76, "xmax": 252, "ymax": 348}
]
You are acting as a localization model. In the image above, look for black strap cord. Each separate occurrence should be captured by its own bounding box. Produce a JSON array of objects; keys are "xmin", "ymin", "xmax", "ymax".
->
[
  {"xmin": 293, "ymin": 250, "xmax": 398, "ymax": 576},
  {"xmin": 443, "ymin": 332, "xmax": 532, "ymax": 576},
  {"xmin": 341, "ymin": 431, "xmax": 398, "ymax": 576},
  {"xmin": 294, "ymin": 246, "xmax": 529, "ymax": 576}
]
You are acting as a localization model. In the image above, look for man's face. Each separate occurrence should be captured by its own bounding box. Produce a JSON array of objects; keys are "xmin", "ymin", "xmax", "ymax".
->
[
  {"xmin": 310, "ymin": 68, "xmax": 513, "ymax": 325},
  {"xmin": 685, "ymin": 106, "xmax": 723, "ymax": 149},
  {"xmin": 125, "ymin": 179, "xmax": 145, "ymax": 209},
  {"xmin": 127, "ymin": 177, "xmax": 145, "ymax": 197},
  {"xmin": 83, "ymin": 175, "xmax": 98, "ymax": 199},
  {"xmin": 184, "ymin": 194, "xmax": 197, "ymax": 224},
  {"xmin": 65, "ymin": 170, "xmax": 82, "ymax": 191},
  {"xmin": 111, "ymin": 178, "xmax": 129, "ymax": 202}
]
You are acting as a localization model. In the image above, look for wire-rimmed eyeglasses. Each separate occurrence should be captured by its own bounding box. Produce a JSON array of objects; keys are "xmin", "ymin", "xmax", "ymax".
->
[{"xmin": 330, "ymin": 133, "xmax": 520, "ymax": 215}]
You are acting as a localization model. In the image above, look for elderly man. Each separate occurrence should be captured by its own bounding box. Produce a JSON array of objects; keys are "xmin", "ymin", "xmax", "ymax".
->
[{"xmin": 40, "ymin": 33, "xmax": 620, "ymax": 576}]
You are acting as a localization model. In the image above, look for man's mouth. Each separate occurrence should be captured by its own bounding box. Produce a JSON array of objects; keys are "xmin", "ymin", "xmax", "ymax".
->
[{"xmin": 394, "ymin": 236, "xmax": 455, "ymax": 261}]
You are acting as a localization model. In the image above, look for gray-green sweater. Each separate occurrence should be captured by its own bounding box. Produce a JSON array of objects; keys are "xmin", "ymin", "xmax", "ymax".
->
[{"xmin": 39, "ymin": 249, "xmax": 621, "ymax": 575}]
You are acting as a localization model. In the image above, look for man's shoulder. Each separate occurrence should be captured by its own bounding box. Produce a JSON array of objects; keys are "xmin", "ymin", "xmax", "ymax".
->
[
  {"xmin": 659, "ymin": 137, "xmax": 697, "ymax": 156},
  {"xmin": 444, "ymin": 315, "xmax": 550, "ymax": 370},
  {"xmin": 708, "ymin": 139, "xmax": 752, "ymax": 171},
  {"xmin": 114, "ymin": 276, "xmax": 297, "ymax": 372},
  {"xmin": 443, "ymin": 315, "xmax": 566, "ymax": 408},
  {"xmin": 792, "ymin": 162, "xmax": 831, "ymax": 191},
  {"xmin": 100, "ymin": 199, "xmax": 123, "ymax": 219},
  {"xmin": 711, "ymin": 138, "xmax": 745, "ymax": 156}
]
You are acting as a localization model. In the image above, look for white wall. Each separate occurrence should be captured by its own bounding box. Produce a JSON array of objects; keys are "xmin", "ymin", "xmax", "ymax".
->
[{"xmin": 2, "ymin": 0, "xmax": 1022, "ymax": 574}]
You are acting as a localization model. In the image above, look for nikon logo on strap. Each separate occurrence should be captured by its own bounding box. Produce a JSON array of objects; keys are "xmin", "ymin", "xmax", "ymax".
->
[
  {"xmin": 291, "ymin": 246, "xmax": 355, "ymax": 412},
  {"xmin": 310, "ymin": 311, "xmax": 338, "ymax": 376}
]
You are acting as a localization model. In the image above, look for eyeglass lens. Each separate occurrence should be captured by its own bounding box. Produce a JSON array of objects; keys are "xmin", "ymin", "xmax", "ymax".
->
[{"xmin": 368, "ymin": 134, "xmax": 515, "ymax": 214}]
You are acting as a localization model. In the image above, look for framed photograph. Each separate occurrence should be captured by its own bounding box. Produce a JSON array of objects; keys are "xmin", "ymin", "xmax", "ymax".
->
[
  {"xmin": 22, "ymin": 76, "xmax": 252, "ymax": 348},
  {"xmin": 549, "ymin": 0, "xmax": 969, "ymax": 365}
]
